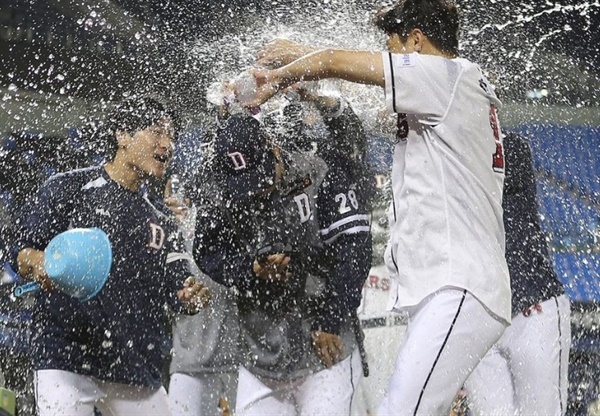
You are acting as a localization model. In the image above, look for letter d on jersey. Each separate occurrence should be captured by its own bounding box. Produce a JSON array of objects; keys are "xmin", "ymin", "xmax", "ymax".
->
[
  {"xmin": 228, "ymin": 152, "xmax": 247, "ymax": 170},
  {"xmin": 148, "ymin": 223, "xmax": 165, "ymax": 250},
  {"xmin": 293, "ymin": 193, "xmax": 312, "ymax": 223}
]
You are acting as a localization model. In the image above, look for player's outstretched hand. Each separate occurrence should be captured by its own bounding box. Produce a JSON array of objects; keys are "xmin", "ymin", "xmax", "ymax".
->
[
  {"xmin": 312, "ymin": 330, "xmax": 344, "ymax": 368},
  {"xmin": 239, "ymin": 68, "xmax": 281, "ymax": 109},
  {"xmin": 178, "ymin": 276, "xmax": 210, "ymax": 313},
  {"xmin": 17, "ymin": 248, "xmax": 54, "ymax": 292},
  {"xmin": 256, "ymin": 38, "xmax": 317, "ymax": 69},
  {"xmin": 253, "ymin": 253, "xmax": 291, "ymax": 281}
]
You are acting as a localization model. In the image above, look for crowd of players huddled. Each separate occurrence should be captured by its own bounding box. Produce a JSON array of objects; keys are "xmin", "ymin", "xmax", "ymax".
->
[
  {"xmin": 1, "ymin": 95, "xmax": 597, "ymax": 416},
  {"xmin": 0, "ymin": 1, "xmax": 598, "ymax": 415}
]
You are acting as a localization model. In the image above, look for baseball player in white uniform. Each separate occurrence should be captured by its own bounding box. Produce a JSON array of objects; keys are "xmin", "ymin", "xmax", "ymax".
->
[
  {"xmin": 463, "ymin": 131, "xmax": 571, "ymax": 416},
  {"xmin": 244, "ymin": 1, "xmax": 512, "ymax": 414}
]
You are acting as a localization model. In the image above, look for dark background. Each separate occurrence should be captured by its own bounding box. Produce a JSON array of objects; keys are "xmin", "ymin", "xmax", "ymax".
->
[{"xmin": 1, "ymin": 0, "xmax": 599, "ymax": 121}]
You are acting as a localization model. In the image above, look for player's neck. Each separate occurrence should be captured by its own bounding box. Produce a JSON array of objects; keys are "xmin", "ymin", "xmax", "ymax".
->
[
  {"xmin": 421, "ymin": 42, "xmax": 457, "ymax": 59},
  {"xmin": 104, "ymin": 159, "xmax": 143, "ymax": 192}
]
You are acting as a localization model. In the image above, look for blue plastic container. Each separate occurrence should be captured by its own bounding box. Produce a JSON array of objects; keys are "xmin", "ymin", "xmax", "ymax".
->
[{"xmin": 13, "ymin": 228, "xmax": 112, "ymax": 301}]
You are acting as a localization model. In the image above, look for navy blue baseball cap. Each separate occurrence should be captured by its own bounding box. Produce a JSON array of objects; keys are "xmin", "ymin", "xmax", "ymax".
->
[{"xmin": 213, "ymin": 114, "xmax": 276, "ymax": 201}]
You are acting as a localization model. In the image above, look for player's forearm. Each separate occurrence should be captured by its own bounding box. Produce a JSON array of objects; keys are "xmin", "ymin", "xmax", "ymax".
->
[
  {"xmin": 196, "ymin": 251, "xmax": 254, "ymax": 289},
  {"xmin": 314, "ymin": 236, "xmax": 372, "ymax": 334},
  {"xmin": 273, "ymin": 49, "xmax": 385, "ymax": 88}
]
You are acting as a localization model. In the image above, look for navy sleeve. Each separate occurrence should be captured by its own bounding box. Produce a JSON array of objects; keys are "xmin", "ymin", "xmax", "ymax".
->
[
  {"xmin": 193, "ymin": 204, "xmax": 256, "ymax": 289},
  {"xmin": 502, "ymin": 131, "xmax": 564, "ymax": 314},
  {"xmin": 312, "ymin": 168, "xmax": 373, "ymax": 334},
  {"xmin": 10, "ymin": 173, "xmax": 78, "ymax": 268},
  {"xmin": 317, "ymin": 169, "xmax": 372, "ymax": 244},
  {"xmin": 503, "ymin": 132, "xmax": 535, "ymax": 197},
  {"xmin": 313, "ymin": 234, "xmax": 372, "ymax": 334},
  {"xmin": 319, "ymin": 99, "xmax": 366, "ymax": 150}
]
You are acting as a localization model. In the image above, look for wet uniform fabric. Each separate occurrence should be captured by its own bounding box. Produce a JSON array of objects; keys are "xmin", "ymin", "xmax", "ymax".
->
[
  {"xmin": 194, "ymin": 101, "xmax": 374, "ymax": 414},
  {"xmin": 12, "ymin": 166, "xmax": 191, "ymax": 388},
  {"xmin": 313, "ymin": 103, "xmax": 374, "ymax": 337},
  {"xmin": 195, "ymin": 151, "xmax": 335, "ymax": 381},
  {"xmin": 378, "ymin": 51, "xmax": 510, "ymax": 416},
  {"xmin": 194, "ymin": 104, "xmax": 372, "ymax": 382}
]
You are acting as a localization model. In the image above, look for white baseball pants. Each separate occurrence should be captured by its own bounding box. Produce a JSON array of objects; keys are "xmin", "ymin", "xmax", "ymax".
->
[
  {"xmin": 236, "ymin": 348, "xmax": 363, "ymax": 416},
  {"xmin": 34, "ymin": 369, "xmax": 171, "ymax": 416},
  {"xmin": 169, "ymin": 371, "xmax": 238, "ymax": 416},
  {"xmin": 465, "ymin": 294, "xmax": 571, "ymax": 416},
  {"xmin": 377, "ymin": 288, "xmax": 507, "ymax": 416}
]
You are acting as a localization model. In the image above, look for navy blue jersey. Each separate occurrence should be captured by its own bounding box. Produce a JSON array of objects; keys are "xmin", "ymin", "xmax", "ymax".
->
[
  {"xmin": 312, "ymin": 100, "xmax": 374, "ymax": 335},
  {"xmin": 12, "ymin": 166, "xmax": 192, "ymax": 388},
  {"xmin": 315, "ymin": 160, "xmax": 373, "ymax": 334},
  {"xmin": 194, "ymin": 152, "xmax": 325, "ymax": 300},
  {"xmin": 503, "ymin": 132, "xmax": 564, "ymax": 316},
  {"xmin": 193, "ymin": 152, "xmax": 330, "ymax": 380}
]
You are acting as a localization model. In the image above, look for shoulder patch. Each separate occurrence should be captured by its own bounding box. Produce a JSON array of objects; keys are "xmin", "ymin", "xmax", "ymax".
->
[{"xmin": 397, "ymin": 53, "xmax": 416, "ymax": 68}]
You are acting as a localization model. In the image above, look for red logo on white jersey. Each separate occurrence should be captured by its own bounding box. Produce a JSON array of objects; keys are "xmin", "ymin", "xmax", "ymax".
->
[{"xmin": 489, "ymin": 104, "xmax": 505, "ymax": 173}]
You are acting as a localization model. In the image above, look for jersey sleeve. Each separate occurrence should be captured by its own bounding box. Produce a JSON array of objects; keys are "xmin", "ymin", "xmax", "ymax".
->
[
  {"xmin": 318, "ymin": 169, "xmax": 371, "ymax": 244},
  {"xmin": 313, "ymin": 168, "xmax": 373, "ymax": 334},
  {"xmin": 318, "ymin": 98, "xmax": 366, "ymax": 151},
  {"xmin": 192, "ymin": 202, "xmax": 256, "ymax": 289},
  {"xmin": 503, "ymin": 131, "xmax": 536, "ymax": 197},
  {"xmin": 10, "ymin": 173, "xmax": 78, "ymax": 267},
  {"xmin": 502, "ymin": 131, "xmax": 564, "ymax": 314},
  {"xmin": 381, "ymin": 52, "xmax": 461, "ymax": 121}
]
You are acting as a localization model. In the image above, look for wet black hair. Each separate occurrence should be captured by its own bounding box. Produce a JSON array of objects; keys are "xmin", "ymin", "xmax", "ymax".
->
[
  {"xmin": 104, "ymin": 95, "xmax": 180, "ymax": 161},
  {"xmin": 374, "ymin": 0, "xmax": 461, "ymax": 56}
]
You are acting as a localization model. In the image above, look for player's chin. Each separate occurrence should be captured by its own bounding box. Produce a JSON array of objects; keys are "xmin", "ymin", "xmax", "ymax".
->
[{"xmin": 145, "ymin": 161, "xmax": 169, "ymax": 178}]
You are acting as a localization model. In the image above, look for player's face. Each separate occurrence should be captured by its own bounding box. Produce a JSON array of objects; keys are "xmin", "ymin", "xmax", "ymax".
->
[{"xmin": 123, "ymin": 117, "xmax": 175, "ymax": 179}]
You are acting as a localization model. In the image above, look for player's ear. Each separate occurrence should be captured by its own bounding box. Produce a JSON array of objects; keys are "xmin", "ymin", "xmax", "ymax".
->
[
  {"xmin": 115, "ymin": 130, "xmax": 131, "ymax": 149},
  {"xmin": 410, "ymin": 29, "xmax": 425, "ymax": 53}
]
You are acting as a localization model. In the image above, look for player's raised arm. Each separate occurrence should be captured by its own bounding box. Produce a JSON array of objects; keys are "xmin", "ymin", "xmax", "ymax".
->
[
  {"xmin": 256, "ymin": 38, "xmax": 321, "ymax": 69},
  {"xmin": 246, "ymin": 49, "xmax": 385, "ymax": 107}
]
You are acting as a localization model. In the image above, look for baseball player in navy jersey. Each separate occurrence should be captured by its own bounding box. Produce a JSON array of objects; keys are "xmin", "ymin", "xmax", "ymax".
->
[
  {"xmin": 11, "ymin": 96, "xmax": 209, "ymax": 416},
  {"xmin": 243, "ymin": 1, "xmax": 511, "ymax": 414},
  {"xmin": 463, "ymin": 131, "xmax": 571, "ymax": 416},
  {"xmin": 291, "ymin": 87, "xmax": 375, "ymax": 373},
  {"xmin": 192, "ymin": 98, "xmax": 371, "ymax": 415}
]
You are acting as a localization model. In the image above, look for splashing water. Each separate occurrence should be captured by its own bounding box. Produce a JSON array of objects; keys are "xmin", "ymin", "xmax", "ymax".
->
[
  {"xmin": 186, "ymin": 0, "xmax": 599, "ymax": 123},
  {"xmin": 460, "ymin": 0, "xmax": 600, "ymax": 105},
  {"xmin": 187, "ymin": 0, "xmax": 390, "ymax": 131}
]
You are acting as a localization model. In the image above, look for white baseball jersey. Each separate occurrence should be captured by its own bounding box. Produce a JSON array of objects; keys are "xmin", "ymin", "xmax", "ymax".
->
[{"xmin": 381, "ymin": 52, "xmax": 511, "ymax": 324}]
